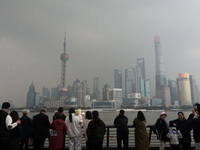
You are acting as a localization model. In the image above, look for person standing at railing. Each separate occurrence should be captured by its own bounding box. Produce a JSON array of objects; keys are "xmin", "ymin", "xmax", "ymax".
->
[
  {"xmin": 114, "ymin": 109, "xmax": 129, "ymax": 150},
  {"xmin": 0, "ymin": 102, "xmax": 21, "ymax": 150},
  {"xmin": 83, "ymin": 111, "xmax": 92, "ymax": 150},
  {"xmin": 87, "ymin": 110, "xmax": 106, "ymax": 150},
  {"xmin": 187, "ymin": 104, "xmax": 200, "ymax": 150},
  {"xmin": 156, "ymin": 112, "xmax": 169, "ymax": 150},
  {"xmin": 49, "ymin": 112, "xmax": 67, "ymax": 150},
  {"xmin": 169, "ymin": 112, "xmax": 192, "ymax": 150},
  {"xmin": 32, "ymin": 108, "xmax": 50, "ymax": 150},
  {"xmin": 65, "ymin": 108, "xmax": 82, "ymax": 150},
  {"xmin": 133, "ymin": 111, "xmax": 150, "ymax": 150},
  {"xmin": 19, "ymin": 109, "xmax": 33, "ymax": 150}
]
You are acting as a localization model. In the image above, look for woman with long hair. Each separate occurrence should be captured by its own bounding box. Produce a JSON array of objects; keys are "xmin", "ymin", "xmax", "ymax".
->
[
  {"xmin": 133, "ymin": 111, "xmax": 150, "ymax": 150},
  {"xmin": 83, "ymin": 111, "xmax": 92, "ymax": 149},
  {"xmin": 8, "ymin": 111, "xmax": 23, "ymax": 150},
  {"xmin": 65, "ymin": 108, "xmax": 82, "ymax": 150}
]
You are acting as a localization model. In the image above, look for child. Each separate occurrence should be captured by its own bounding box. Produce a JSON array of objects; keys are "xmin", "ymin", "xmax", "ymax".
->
[{"xmin": 166, "ymin": 127, "xmax": 182, "ymax": 150}]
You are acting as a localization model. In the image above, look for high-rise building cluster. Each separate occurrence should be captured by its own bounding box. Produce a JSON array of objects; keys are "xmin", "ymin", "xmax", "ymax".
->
[{"xmin": 25, "ymin": 35, "xmax": 200, "ymax": 108}]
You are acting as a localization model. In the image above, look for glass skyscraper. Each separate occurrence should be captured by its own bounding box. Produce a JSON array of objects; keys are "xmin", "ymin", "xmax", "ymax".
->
[
  {"xmin": 114, "ymin": 69, "xmax": 122, "ymax": 89},
  {"xmin": 154, "ymin": 36, "xmax": 167, "ymax": 89},
  {"xmin": 125, "ymin": 68, "xmax": 136, "ymax": 98},
  {"xmin": 26, "ymin": 82, "xmax": 36, "ymax": 108}
]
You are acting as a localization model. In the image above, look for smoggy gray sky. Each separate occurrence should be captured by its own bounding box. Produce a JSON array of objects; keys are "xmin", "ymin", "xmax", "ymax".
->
[{"xmin": 1, "ymin": 1, "xmax": 200, "ymax": 107}]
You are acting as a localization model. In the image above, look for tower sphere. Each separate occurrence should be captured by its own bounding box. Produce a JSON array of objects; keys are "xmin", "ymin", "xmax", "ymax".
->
[{"xmin": 60, "ymin": 53, "xmax": 69, "ymax": 61}]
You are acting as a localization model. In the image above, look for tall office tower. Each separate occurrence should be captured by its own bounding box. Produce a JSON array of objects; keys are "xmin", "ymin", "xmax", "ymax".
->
[
  {"xmin": 73, "ymin": 79, "xmax": 83, "ymax": 107},
  {"xmin": 177, "ymin": 73, "xmax": 192, "ymax": 106},
  {"xmin": 144, "ymin": 79, "xmax": 151, "ymax": 97},
  {"xmin": 102, "ymin": 84, "xmax": 111, "ymax": 100},
  {"xmin": 196, "ymin": 85, "xmax": 200, "ymax": 103},
  {"xmin": 135, "ymin": 65, "xmax": 142, "ymax": 93},
  {"xmin": 93, "ymin": 77, "xmax": 100, "ymax": 100},
  {"xmin": 154, "ymin": 36, "xmax": 167, "ymax": 90},
  {"xmin": 59, "ymin": 31, "xmax": 69, "ymax": 95},
  {"xmin": 137, "ymin": 58, "xmax": 145, "ymax": 79},
  {"xmin": 168, "ymin": 80, "xmax": 179, "ymax": 105},
  {"xmin": 125, "ymin": 68, "xmax": 136, "ymax": 98},
  {"xmin": 189, "ymin": 75, "xmax": 199, "ymax": 105},
  {"xmin": 154, "ymin": 36, "xmax": 171, "ymax": 106},
  {"xmin": 114, "ymin": 69, "xmax": 122, "ymax": 89},
  {"xmin": 26, "ymin": 82, "xmax": 36, "ymax": 108},
  {"xmin": 42, "ymin": 86, "xmax": 50, "ymax": 98}
]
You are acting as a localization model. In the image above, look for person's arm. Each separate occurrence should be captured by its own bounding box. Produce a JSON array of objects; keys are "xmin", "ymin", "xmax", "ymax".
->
[{"xmin": 5, "ymin": 115, "xmax": 19, "ymax": 130}]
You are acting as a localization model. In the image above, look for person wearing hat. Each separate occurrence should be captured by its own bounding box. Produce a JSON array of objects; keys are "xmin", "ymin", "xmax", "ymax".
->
[
  {"xmin": 32, "ymin": 108, "xmax": 50, "ymax": 150},
  {"xmin": 156, "ymin": 112, "xmax": 169, "ymax": 150}
]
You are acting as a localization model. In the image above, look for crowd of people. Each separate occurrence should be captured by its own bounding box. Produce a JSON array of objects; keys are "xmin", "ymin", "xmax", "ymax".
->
[{"xmin": 1, "ymin": 101, "xmax": 200, "ymax": 150}]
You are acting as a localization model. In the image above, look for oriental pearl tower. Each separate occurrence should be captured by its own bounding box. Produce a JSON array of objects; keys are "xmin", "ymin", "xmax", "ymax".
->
[{"xmin": 59, "ymin": 31, "xmax": 69, "ymax": 94}]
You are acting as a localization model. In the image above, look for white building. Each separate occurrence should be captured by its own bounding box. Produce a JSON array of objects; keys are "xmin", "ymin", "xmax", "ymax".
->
[{"xmin": 109, "ymin": 88, "xmax": 122, "ymax": 108}]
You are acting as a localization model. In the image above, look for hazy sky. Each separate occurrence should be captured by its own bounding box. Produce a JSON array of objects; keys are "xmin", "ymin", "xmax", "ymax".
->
[{"xmin": 1, "ymin": 1, "xmax": 200, "ymax": 107}]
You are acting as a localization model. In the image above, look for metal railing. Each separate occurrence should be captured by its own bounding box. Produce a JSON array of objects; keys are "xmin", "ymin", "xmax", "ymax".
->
[{"xmin": 43, "ymin": 125, "xmax": 194, "ymax": 149}]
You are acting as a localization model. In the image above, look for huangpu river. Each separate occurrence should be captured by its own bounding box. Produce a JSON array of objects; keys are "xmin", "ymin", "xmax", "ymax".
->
[{"xmin": 23, "ymin": 109, "xmax": 192, "ymax": 125}]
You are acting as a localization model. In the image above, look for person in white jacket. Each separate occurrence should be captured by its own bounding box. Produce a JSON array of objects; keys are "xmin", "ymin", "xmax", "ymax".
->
[{"xmin": 65, "ymin": 108, "xmax": 83, "ymax": 150}]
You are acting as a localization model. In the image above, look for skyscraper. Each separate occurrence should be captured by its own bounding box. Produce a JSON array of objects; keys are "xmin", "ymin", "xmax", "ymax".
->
[
  {"xmin": 168, "ymin": 80, "xmax": 179, "ymax": 105},
  {"xmin": 59, "ymin": 31, "xmax": 69, "ymax": 95},
  {"xmin": 154, "ymin": 36, "xmax": 171, "ymax": 106},
  {"xmin": 26, "ymin": 82, "xmax": 36, "ymax": 107},
  {"xmin": 189, "ymin": 75, "xmax": 199, "ymax": 105},
  {"xmin": 114, "ymin": 69, "xmax": 122, "ymax": 89},
  {"xmin": 137, "ymin": 58, "xmax": 145, "ymax": 79},
  {"xmin": 177, "ymin": 73, "xmax": 192, "ymax": 105},
  {"xmin": 125, "ymin": 68, "xmax": 135, "ymax": 98},
  {"xmin": 102, "ymin": 84, "xmax": 110, "ymax": 100},
  {"xmin": 154, "ymin": 36, "xmax": 167, "ymax": 89},
  {"xmin": 93, "ymin": 77, "xmax": 100, "ymax": 100}
]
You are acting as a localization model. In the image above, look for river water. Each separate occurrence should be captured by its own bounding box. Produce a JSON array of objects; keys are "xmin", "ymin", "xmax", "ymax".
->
[{"xmin": 25, "ymin": 109, "xmax": 192, "ymax": 125}]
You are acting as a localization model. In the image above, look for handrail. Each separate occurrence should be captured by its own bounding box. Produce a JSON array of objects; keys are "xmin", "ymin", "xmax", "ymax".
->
[{"xmin": 105, "ymin": 124, "xmax": 154, "ymax": 148}]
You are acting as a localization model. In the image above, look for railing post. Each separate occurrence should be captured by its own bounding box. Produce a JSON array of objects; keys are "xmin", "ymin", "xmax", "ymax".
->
[
  {"xmin": 148, "ymin": 125, "xmax": 152, "ymax": 143},
  {"xmin": 106, "ymin": 127, "xmax": 110, "ymax": 148}
]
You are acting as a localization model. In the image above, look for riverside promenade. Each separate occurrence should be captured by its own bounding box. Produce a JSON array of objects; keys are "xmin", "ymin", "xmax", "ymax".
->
[{"xmin": 35, "ymin": 125, "xmax": 195, "ymax": 149}]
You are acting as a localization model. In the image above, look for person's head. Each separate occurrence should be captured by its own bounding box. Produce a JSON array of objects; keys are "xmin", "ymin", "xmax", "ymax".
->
[
  {"xmin": 54, "ymin": 112, "xmax": 62, "ymax": 120},
  {"xmin": 69, "ymin": 108, "xmax": 75, "ymax": 122},
  {"xmin": 76, "ymin": 109, "xmax": 81, "ymax": 115},
  {"xmin": 40, "ymin": 108, "xmax": 47, "ymax": 114},
  {"xmin": 92, "ymin": 110, "xmax": 99, "ymax": 119},
  {"xmin": 137, "ymin": 111, "xmax": 145, "ymax": 121},
  {"xmin": 22, "ymin": 109, "xmax": 30, "ymax": 116},
  {"xmin": 172, "ymin": 128, "xmax": 177, "ymax": 134},
  {"xmin": 119, "ymin": 109, "xmax": 125, "ymax": 116},
  {"xmin": 58, "ymin": 107, "xmax": 64, "ymax": 113},
  {"xmin": 85, "ymin": 111, "xmax": 92, "ymax": 119},
  {"xmin": 178, "ymin": 112, "xmax": 184, "ymax": 120},
  {"xmin": 196, "ymin": 104, "xmax": 200, "ymax": 115},
  {"xmin": 10, "ymin": 111, "xmax": 19, "ymax": 122},
  {"xmin": 160, "ymin": 112, "xmax": 167, "ymax": 119},
  {"xmin": 1, "ymin": 102, "xmax": 10, "ymax": 111}
]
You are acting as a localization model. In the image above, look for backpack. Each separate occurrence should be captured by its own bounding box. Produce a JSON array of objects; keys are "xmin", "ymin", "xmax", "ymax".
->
[{"xmin": 152, "ymin": 122, "xmax": 162, "ymax": 140}]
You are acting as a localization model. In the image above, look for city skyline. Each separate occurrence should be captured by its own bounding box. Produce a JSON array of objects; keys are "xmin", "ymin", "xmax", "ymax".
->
[{"xmin": 1, "ymin": 1, "xmax": 200, "ymax": 107}]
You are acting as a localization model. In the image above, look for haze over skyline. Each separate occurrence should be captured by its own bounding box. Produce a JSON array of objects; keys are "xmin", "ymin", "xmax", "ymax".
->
[{"xmin": 1, "ymin": 1, "xmax": 200, "ymax": 107}]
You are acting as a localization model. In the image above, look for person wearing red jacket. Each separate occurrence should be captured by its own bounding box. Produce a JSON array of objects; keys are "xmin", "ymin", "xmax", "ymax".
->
[{"xmin": 49, "ymin": 112, "xmax": 67, "ymax": 150}]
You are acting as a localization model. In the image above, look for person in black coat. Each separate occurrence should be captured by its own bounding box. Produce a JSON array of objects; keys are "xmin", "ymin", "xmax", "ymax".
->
[
  {"xmin": 87, "ymin": 110, "xmax": 106, "ymax": 150},
  {"xmin": 32, "ymin": 108, "xmax": 50, "ymax": 150},
  {"xmin": 114, "ymin": 109, "xmax": 129, "ymax": 150},
  {"xmin": 169, "ymin": 112, "xmax": 192, "ymax": 150},
  {"xmin": 19, "ymin": 109, "xmax": 33, "ymax": 150},
  {"xmin": 7, "ymin": 111, "xmax": 23, "ymax": 150},
  {"xmin": 156, "ymin": 112, "xmax": 169, "ymax": 150}
]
